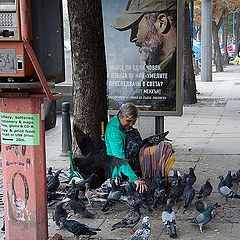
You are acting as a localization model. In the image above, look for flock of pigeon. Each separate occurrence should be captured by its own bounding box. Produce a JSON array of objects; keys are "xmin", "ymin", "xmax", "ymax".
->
[{"xmin": 45, "ymin": 166, "xmax": 240, "ymax": 239}]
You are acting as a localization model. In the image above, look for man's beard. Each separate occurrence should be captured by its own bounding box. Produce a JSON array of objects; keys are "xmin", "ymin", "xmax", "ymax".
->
[{"xmin": 137, "ymin": 33, "xmax": 163, "ymax": 65}]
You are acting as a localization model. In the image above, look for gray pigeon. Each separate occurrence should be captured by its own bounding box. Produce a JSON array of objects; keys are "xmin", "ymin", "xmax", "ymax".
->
[
  {"xmin": 188, "ymin": 167, "xmax": 196, "ymax": 186},
  {"xmin": 182, "ymin": 166, "xmax": 196, "ymax": 187},
  {"xmin": 169, "ymin": 180, "xmax": 184, "ymax": 203},
  {"xmin": 1, "ymin": 216, "xmax": 4, "ymax": 232},
  {"xmin": 162, "ymin": 204, "xmax": 177, "ymax": 238},
  {"xmin": 125, "ymin": 182, "xmax": 148, "ymax": 210},
  {"xmin": 191, "ymin": 202, "xmax": 221, "ymax": 232},
  {"xmin": 95, "ymin": 178, "xmax": 112, "ymax": 194},
  {"xmin": 232, "ymin": 170, "xmax": 240, "ymax": 183},
  {"xmin": 170, "ymin": 169, "xmax": 180, "ymax": 187},
  {"xmin": 73, "ymin": 125, "xmax": 129, "ymax": 169},
  {"xmin": 52, "ymin": 199, "xmax": 69, "ymax": 227},
  {"xmin": 46, "ymin": 167, "xmax": 54, "ymax": 184},
  {"xmin": 183, "ymin": 178, "xmax": 195, "ymax": 211},
  {"xmin": 68, "ymin": 173, "xmax": 96, "ymax": 192},
  {"xmin": 144, "ymin": 131, "xmax": 171, "ymax": 145},
  {"xmin": 128, "ymin": 216, "xmax": 151, "ymax": 240},
  {"xmin": 218, "ymin": 176, "xmax": 240, "ymax": 202},
  {"xmin": 152, "ymin": 174, "xmax": 167, "ymax": 208},
  {"xmin": 60, "ymin": 218, "xmax": 101, "ymax": 239},
  {"xmin": 111, "ymin": 201, "xmax": 142, "ymax": 232},
  {"xmin": 195, "ymin": 200, "xmax": 206, "ymax": 213},
  {"xmin": 101, "ymin": 179, "xmax": 122, "ymax": 212},
  {"xmin": 47, "ymin": 169, "xmax": 61, "ymax": 193},
  {"xmin": 69, "ymin": 189, "xmax": 95, "ymax": 218},
  {"xmin": 225, "ymin": 171, "xmax": 233, "ymax": 188},
  {"xmin": 197, "ymin": 179, "xmax": 213, "ymax": 199}
]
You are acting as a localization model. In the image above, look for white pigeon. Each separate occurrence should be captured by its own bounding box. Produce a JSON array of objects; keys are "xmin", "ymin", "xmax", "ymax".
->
[
  {"xmin": 128, "ymin": 216, "xmax": 151, "ymax": 240},
  {"xmin": 162, "ymin": 205, "xmax": 177, "ymax": 238}
]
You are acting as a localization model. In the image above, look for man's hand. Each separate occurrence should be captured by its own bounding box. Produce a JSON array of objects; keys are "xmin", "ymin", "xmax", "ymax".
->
[{"xmin": 134, "ymin": 178, "xmax": 148, "ymax": 193}]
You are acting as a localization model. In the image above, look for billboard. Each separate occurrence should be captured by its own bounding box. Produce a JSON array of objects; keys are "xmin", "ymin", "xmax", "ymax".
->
[{"xmin": 102, "ymin": 0, "xmax": 184, "ymax": 116}]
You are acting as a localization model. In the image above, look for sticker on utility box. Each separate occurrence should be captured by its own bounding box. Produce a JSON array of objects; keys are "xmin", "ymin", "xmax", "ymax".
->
[
  {"xmin": 0, "ymin": 49, "xmax": 17, "ymax": 74},
  {"xmin": 1, "ymin": 113, "xmax": 40, "ymax": 145}
]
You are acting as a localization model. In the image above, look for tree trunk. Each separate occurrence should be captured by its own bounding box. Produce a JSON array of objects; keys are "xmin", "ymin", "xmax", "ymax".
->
[
  {"xmin": 184, "ymin": 2, "xmax": 197, "ymax": 104},
  {"xmin": 68, "ymin": 0, "xmax": 108, "ymax": 183},
  {"xmin": 222, "ymin": 16, "xmax": 229, "ymax": 65},
  {"xmin": 212, "ymin": 21, "xmax": 223, "ymax": 72}
]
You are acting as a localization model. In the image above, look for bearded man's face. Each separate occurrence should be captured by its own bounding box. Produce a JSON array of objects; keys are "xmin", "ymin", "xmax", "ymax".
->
[{"xmin": 130, "ymin": 14, "xmax": 163, "ymax": 65}]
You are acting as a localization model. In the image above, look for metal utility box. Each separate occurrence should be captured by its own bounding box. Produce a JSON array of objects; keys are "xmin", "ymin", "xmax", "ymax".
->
[
  {"xmin": 0, "ymin": 41, "xmax": 33, "ymax": 77},
  {"xmin": 0, "ymin": 0, "xmax": 34, "ymax": 78},
  {"xmin": 32, "ymin": 0, "xmax": 65, "ymax": 84},
  {"xmin": 0, "ymin": 0, "xmax": 65, "ymax": 85},
  {"xmin": 0, "ymin": 0, "xmax": 20, "ymax": 40}
]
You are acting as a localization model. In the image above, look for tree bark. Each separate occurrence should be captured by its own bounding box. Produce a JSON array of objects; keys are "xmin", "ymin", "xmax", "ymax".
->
[
  {"xmin": 222, "ymin": 16, "xmax": 229, "ymax": 65},
  {"xmin": 184, "ymin": 2, "xmax": 197, "ymax": 104},
  {"xmin": 68, "ymin": 0, "xmax": 108, "ymax": 183},
  {"xmin": 212, "ymin": 21, "xmax": 223, "ymax": 72}
]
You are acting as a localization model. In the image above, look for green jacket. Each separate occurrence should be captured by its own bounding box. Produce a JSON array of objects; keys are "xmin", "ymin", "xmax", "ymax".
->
[{"xmin": 105, "ymin": 115, "xmax": 138, "ymax": 182}]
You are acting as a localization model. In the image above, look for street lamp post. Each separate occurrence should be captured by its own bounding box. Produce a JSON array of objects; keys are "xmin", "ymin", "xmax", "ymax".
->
[{"xmin": 201, "ymin": 0, "xmax": 213, "ymax": 82}]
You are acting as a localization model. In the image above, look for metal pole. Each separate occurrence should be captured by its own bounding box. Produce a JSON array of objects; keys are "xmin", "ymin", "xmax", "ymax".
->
[
  {"xmin": 201, "ymin": 0, "xmax": 212, "ymax": 82},
  {"xmin": 61, "ymin": 102, "xmax": 72, "ymax": 156},
  {"xmin": 155, "ymin": 116, "xmax": 164, "ymax": 134},
  {"xmin": 233, "ymin": 12, "xmax": 236, "ymax": 43}
]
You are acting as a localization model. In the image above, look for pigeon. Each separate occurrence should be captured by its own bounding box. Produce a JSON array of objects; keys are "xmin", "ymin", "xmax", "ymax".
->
[
  {"xmin": 74, "ymin": 151, "xmax": 130, "ymax": 170},
  {"xmin": 69, "ymin": 173, "xmax": 97, "ymax": 193},
  {"xmin": 60, "ymin": 218, "xmax": 101, "ymax": 239},
  {"xmin": 169, "ymin": 180, "xmax": 184, "ymax": 203},
  {"xmin": 47, "ymin": 169, "xmax": 61, "ymax": 193},
  {"xmin": 84, "ymin": 183, "xmax": 107, "ymax": 206},
  {"xmin": 218, "ymin": 176, "xmax": 240, "ymax": 202},
  {"xmin": 152, "ymin": 174, "xmax": 167, "ymax": 208},
  {"xmin": 183, "ymin": 178, "xmax": 195, "ymax": 211},
  {"xmin": 170, "ymin": 169, "xmax": 180, "ymax": 187},
  {"xmin": 182, "ymin": 167, "xmax": 196, "ymax": 187},
  {"xmin": 1, "ymin": 216, "xmax": 5, "ymax": 232},
  {"xmin": 125, "ymin": 182, "xmax": 150, "ymax": 211},
  {"xmin": 67, "ymin": 179, "xmax": 81, "ymax": 197},
  {"xmin": 73, "ymin": 125, "xmax": 129, "ymax": 169},
  {"xmin": 191, "ymin": 202, "xmax": 221, "ymax": 232},
  {"xmin": 128, "ymin": 216, "xmax": 151, "ymax": 240},
  {"xmin": 143, "ymin": 131, "xmax": 171, "ymax": 145},
  {"xmin": 46, "ymin": 167, "xmax": 54, "ymax": 184},
  {"xmin": 188, "ymin": 167, "xmax": 196, "ymax": 186},
  {"xmin": 197, "ymin": 179, "xmax": 213, "ymax": 199},
  {"xmin": 47, "ymin": 192, "xmax": 66, "ymax": 202},
  {"xmin": 195, "ymin": 200, "xmax": 206, "ymax": 213},
  {"xmin": 52, "ymin": 199, "xmax": 69, "ymax": 227},
  {"xmin": 69, "ymin": 189, "xmax": 95, "ymax": 218},
  {"xmin": 225, "ymin": 171, "xmax": 233, "ymax": 188},
  {"xmin": 126, "ymin": 182, "xmax": 142, "ymax": 205},
  {"xmin": 232, "ymin": 170, "xmax": 240, "ymax": 183},
  {"xmin": 67, "ymin": 173, "xmax": 97, "ymax": 200},
  {"xmin": 162, "ymin": 203, "xmax": 177, "ymax": 238},
  {"xmin": 101, "ymin": 179, "xmax": 122, "ymax": 212},
  {"xmin": 111, "ymin": 200, "xmax": 142, "ymax": 232},
  {"xmin": 95, "ymin": 178, "xmax": 112, "ymax": 194}
]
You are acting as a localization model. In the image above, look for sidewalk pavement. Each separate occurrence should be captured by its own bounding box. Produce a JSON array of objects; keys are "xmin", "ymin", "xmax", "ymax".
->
[{"xmin": 1, "ymin": 64, "xmax": 240, "ymax": 239}]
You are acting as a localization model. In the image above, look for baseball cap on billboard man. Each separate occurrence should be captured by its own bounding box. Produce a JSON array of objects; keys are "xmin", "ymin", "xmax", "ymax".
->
[{"xmin": 112, "ymin": 0, "xmax": 176, "ymax": 31}]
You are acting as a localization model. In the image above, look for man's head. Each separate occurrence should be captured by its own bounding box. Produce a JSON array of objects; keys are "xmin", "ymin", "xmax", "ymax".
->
[
  {"xmin": 118, "ymin": 102, "xmax": 139, "ymax": 129},
  {"xmin": 112, "ymin": 0, "xmax": 176, "ymax": 31},
  {"xmin": 112, "ymin": 0, "xmax": 177, "ymax": 64}
]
